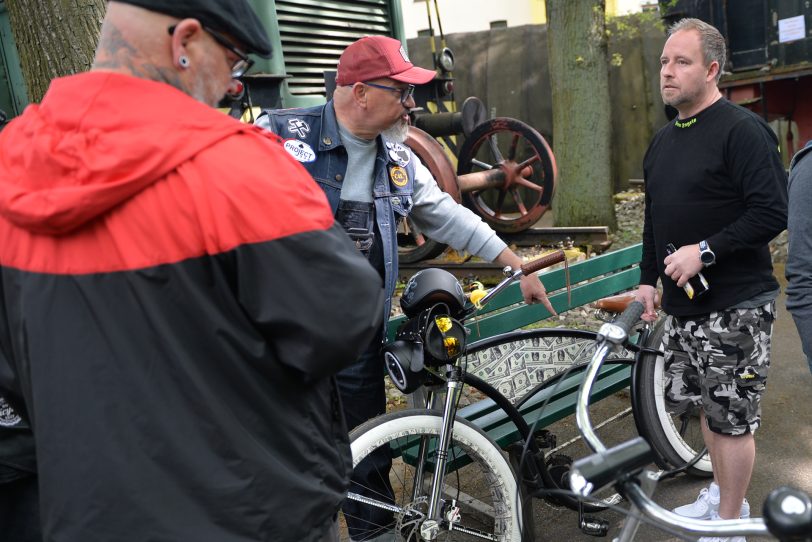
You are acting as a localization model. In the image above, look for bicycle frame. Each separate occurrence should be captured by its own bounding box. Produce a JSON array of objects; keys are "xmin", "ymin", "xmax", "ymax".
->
[{"xmin": 402, "ymin": 325, "xmax": 645, "ymax": 529}]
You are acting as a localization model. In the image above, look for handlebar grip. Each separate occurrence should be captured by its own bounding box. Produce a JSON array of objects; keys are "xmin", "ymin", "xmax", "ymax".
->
[
  {"xmin": 763, "ymin": 486, "xmax": 812, "ymax": 540},
  {"xmin": 520, "ymin": 250, "xmax": 566, "ymax": 275},
  {"xmin": 613, "ymin": 301, "xmax": 645, "ymax": 335}
]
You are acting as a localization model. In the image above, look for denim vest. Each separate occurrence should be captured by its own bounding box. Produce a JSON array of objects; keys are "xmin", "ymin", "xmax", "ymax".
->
[{"xmin": 260, "ymin": 101, "xmax": 417, "ymax": 331}]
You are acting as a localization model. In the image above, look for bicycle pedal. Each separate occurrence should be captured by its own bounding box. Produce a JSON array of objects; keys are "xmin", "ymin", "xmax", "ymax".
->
[{"xmin": 580, "ymin": 516, "xmax": 609, "ymax": 537}]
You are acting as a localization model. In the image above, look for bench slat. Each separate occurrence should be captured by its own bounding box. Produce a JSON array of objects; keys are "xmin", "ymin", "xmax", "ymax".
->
[
  {"xmin": 388, "ymin": 243, "xmax": 643, "ymax": 340},
  {"xmin": 465, "ymin": 267, "xmax": 641, "ymax": 340}
]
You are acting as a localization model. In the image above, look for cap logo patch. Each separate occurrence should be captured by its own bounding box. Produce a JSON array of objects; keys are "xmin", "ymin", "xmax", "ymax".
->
[
  {"xmin": 283, "ymin": 139, "xmax": 317, "ymax": 163},
  {"xmin": 287, "ymin": 118, "xmax": 311, "ymax": 139},
  {"xmin": 399, "ymin": 46, "xmax": 410, "ymax": 63},
  {"xmin": 390, "ymin": 166, "xmax": 408, "ymax": 187}
]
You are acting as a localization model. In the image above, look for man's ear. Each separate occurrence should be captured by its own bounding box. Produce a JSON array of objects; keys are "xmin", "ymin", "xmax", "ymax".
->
[
  {"xmin": 169, "ymin": 18, "xmax": 203, "ymax": 67},
  {"xmin": 707, "ymin": 60, "xmax": 720, "ymax": 83},
  {"xmin": 351, "ymin": 82, "xmax": 368, "ymax": 107}
]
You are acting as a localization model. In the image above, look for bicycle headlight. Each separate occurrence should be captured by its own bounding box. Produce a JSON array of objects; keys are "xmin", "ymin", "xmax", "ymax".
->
[
  {"xmin": 395, "ymin": 307, "xmax": 467, "ymax": 367},
  {"xmin": 424, "ymin": 315, "xmax": 466, "ymax": 362},
  {"xmin": 569, "ymin": 437, "xmax": 655, "ymax": 497}
]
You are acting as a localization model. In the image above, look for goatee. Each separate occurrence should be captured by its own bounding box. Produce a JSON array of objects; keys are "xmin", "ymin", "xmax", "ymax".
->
[{"xmin": 382, "ymin": 118, "xmax": 409, "ymax": 143}]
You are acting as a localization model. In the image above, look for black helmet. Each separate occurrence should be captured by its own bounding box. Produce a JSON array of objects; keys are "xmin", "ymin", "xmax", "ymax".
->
[{"xmin": 400, "ymin": 268, "xmax": 466, "ymax": 318}]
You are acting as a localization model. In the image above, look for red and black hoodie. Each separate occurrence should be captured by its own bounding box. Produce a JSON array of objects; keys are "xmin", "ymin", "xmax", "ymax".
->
[{"xmin": 0, "ymin": 72, "xmax": 384, "ymax": 542}]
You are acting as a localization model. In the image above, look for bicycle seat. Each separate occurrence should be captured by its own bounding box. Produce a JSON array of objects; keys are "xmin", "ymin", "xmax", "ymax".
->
[{"xmin": 594, "ymin": 292, "xmax": 660, "ymax": 314}]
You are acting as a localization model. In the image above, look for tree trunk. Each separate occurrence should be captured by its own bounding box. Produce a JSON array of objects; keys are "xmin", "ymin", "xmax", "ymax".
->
[
  {"xmin": 546, "ymin": 0, "xmax": 616, "ymax": 229},
  {"xmin": 6, "ymin": 0, "xmax": 106, "ymax": 103}
]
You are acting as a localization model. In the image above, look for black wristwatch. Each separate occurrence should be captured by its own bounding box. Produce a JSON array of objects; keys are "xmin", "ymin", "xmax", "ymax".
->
[{"xmin": 699, "ymin": 240, "xmax": 715, "ymax": 267}]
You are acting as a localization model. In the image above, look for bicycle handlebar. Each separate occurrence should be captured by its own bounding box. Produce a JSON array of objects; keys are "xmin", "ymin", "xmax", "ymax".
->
[
  {"xmin": 519, "ymin": 249, "xmax": 566, "ymax": 275},
  {"xmin": 573, "ymin": 303, "xmax": 812, "ymax": 540},
  {"xmin": 473, "ymin": 250, "xmax": 567, "ymax": 311},
  {"xmin": 611, "ymin": 301, "xmax": 644, "ymax": 337}
]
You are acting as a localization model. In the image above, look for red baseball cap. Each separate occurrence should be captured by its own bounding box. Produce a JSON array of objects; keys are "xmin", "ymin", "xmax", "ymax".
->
[{"xmin": 335, "ymin": 35, "xmax": 436, "ymax": 86}]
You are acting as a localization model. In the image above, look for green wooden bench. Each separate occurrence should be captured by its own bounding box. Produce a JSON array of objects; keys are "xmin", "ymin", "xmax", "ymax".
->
[{"xmin": 388, "ymin": 243, "xmax": 644, "ymax": 464}]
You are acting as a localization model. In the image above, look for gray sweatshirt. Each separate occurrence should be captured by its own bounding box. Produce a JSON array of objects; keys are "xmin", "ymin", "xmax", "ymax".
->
[{"xmin": 786, "ymin": 142, "xmax": 812, "ymax": 371}]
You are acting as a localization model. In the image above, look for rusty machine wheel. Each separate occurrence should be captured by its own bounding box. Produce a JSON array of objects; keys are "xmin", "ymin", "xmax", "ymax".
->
[
  {"xmin": 456, "ymin": 118, "xmax": 557, "ymax": 233},
  {"xmin": 397, "ymin": 126, "xmax": 462, "ymax": 263}
]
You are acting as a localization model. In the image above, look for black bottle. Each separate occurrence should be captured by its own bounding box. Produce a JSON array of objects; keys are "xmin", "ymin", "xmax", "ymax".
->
[{"xmin": 665, "ymin": 243, "xmax": 709, "ymax": 300}]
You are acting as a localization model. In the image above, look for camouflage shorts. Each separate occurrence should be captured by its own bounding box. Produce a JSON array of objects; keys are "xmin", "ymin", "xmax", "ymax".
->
[{"xmin": 662, "ymin": 302, "xmax": 775, "ymax": 436}]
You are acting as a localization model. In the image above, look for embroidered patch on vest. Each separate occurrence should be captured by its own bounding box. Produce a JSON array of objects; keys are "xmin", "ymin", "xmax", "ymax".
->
[
  {"xmin": 388, "ymin": 143, "xmax": 410, "ymax": 167},
  {"xmin": 287, "ymin": 118, "xmax": 311, "ymax": 138},
  {"xmin": 283, "ymin": 139, "xmax": 317, "ymax": 163},
  {"xmin": 390, "ymin": 166, "xmax": 408, "ymax": 187},
  {"xmin": 0, "ymin": 396, "xmax": 21, "ymax": 427}
]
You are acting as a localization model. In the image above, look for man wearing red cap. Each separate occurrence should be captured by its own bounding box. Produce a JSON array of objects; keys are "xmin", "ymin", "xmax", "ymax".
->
[{"xmin": 257, "ymin": 35, "xmax": 553, "ymax": 541}]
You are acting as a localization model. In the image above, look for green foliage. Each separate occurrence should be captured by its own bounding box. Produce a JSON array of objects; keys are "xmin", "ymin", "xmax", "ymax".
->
[{"xmin": 606, "ymin": 10, "xmax": 665, "ymax": 40}]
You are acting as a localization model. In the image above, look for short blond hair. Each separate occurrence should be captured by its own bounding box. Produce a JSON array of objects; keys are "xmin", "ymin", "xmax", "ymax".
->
[{"xmin": 669, "ymin": 18, "xmax": 726, "ymax": 82}]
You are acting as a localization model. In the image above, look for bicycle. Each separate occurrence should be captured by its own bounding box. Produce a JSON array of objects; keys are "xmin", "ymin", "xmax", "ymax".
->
[
  {"xmin": 569, "ymin": 301, "xmax": 812, "ymax": 541},
  {"xmin": 341, "ymin": 252, "xmax": 710, "ymax": 541}
]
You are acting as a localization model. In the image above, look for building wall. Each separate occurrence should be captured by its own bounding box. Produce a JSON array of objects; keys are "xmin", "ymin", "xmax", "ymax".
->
[
  {"xmin": 401, "ymin": 0, "xmax": 648, "ymax": 38},
  {"xmin": 406, "ymin": 16, "xmax": 669, "ymax": 190}
]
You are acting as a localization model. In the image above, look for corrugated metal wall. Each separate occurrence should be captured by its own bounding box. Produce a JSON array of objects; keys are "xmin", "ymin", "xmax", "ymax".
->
[{"xmin": 274, "ymin": 0, "xmax": 394, "ymax": 96}]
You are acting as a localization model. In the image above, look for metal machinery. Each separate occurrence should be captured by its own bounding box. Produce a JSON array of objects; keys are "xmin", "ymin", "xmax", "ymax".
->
[
  {"xmin": 232, "ymin": 0, "xmax": 558, "ymax": 262},
  {"xmin": 661, "ymin": 0, "xmax": 812, "ymax": 167}
]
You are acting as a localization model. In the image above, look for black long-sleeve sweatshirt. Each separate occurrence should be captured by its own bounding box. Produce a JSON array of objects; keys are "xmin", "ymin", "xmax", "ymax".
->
[{"xmin": 641, "ymin": 98, "xmax": 787, "ymax": 316}]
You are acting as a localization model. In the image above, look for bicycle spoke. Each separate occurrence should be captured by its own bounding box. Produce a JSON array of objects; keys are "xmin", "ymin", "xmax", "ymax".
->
[{"xmin": 347, "ymin": 413, "xmax": 517, "ymax": 541}]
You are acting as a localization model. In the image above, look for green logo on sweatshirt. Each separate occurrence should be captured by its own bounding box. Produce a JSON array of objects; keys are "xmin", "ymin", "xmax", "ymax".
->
[{"xmin": 675, "ymin": 117, "xmax": 697, "ymax": 129}]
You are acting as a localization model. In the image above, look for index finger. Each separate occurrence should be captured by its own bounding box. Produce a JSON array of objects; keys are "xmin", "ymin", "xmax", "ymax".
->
[{"xmin": 539, "ymin": 293, "xmax": 557, "ymax": 317}]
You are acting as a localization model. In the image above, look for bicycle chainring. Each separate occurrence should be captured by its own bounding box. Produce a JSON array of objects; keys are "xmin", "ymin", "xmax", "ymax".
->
[{"xmin": 546, "ymin": 453, "xmax": 574, "ymax": 489}]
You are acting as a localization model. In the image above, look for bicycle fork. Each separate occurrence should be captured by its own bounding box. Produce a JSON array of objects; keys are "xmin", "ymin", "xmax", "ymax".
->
[{"xmin": 411, "ymin": 370, "xmax": 463, "ymax": 540}]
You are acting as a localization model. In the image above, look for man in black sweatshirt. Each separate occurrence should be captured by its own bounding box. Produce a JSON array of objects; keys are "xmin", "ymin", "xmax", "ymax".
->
[{"xmin": 635, "ymin": 18, "xmax": 787, "ymax": 540}]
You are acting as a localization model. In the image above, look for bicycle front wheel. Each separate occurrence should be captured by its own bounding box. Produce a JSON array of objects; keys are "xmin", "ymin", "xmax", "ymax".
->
[
  {"xmin": 346, "ymin": 410, "xmax": 522, "ymax": 541},
  {"xmin": 635, "ymin": 319, "xmax": 713, "ymax": 476}
]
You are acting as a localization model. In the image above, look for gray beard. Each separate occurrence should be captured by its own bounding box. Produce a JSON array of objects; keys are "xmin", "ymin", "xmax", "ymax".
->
[{"xmin": 382, "ymin": 119, "xmax": 409, "ymax": 143}]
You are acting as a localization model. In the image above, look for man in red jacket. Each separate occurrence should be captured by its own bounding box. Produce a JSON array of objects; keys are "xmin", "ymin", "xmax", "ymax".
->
[{"xmin": 0, "ymin": 1, "xmax": 384, "ymax": 541}]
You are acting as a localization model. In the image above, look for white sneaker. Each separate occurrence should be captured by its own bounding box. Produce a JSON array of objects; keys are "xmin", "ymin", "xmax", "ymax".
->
[
  {"xmin": 696, "ymin": 511, "xmax": 748, "ymax": 542},
  {"xmin": 674, "ymin": 487, "xmax": 717, "ymax": 519},
  {"xmin": 673, "ymin": 485, "xmax": 751, "ymax": 520}
]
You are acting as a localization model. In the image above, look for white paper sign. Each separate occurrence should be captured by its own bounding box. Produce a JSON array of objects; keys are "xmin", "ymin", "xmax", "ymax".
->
[{"xmin": 779, "ymin": 15, "xmax": 806, "ymax": 43}]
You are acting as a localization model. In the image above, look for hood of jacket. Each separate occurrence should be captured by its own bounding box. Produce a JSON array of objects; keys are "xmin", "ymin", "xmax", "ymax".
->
[{"xmin": 0, "ymin": 72, "xmax": 252, "ymax": 235}]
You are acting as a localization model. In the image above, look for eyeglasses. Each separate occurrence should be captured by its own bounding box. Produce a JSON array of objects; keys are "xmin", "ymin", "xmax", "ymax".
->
[
  {"xmin": 167, "ymin": 25, "xmax": 254, "ymax": 78},
  {"xmin": 363, "ymin": 82, "xmax": 416, "ymax": 106}
]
